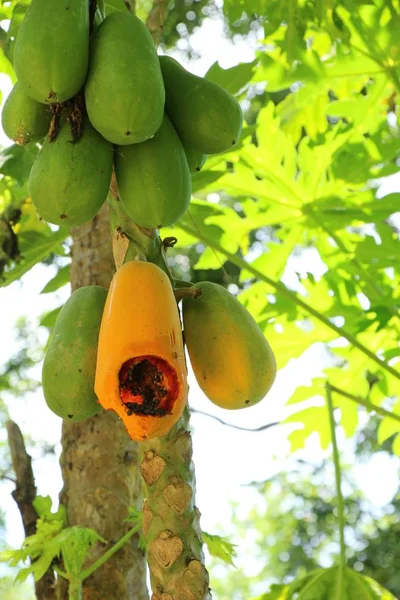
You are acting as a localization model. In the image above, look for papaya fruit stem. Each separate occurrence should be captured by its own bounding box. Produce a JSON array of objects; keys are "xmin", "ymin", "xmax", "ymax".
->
[
  {"xmin": 112, "ymin": 227, "xmax": 130, "ymax": 269},
  {"xmin": 107, "ymin": 192, "xmax": 176, "ymax": 284},
  {"xmin": 173, "ymin": 279, "xmax": 194, "ymax": 289},
  {"xmin": 174, "ymin": 287, "xmax": 202, "ymax": 303},
  {"xmin": 48, "ymin": 103, "xmax": 63, "ymax": 142},
  {"xmin": 68, "ymin": 578, "xmax": 82, "ymax": 600}
]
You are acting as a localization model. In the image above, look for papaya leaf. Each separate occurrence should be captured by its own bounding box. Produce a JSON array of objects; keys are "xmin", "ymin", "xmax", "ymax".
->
[
  {"xmin": 1, "ymin": 227, "xmax": 68, "ymax": 287},
  {"xmin": 256, "ymin": 567, "xmax": 397, "ymax": 599},
  {"xmin": 0, "ymin": 144, "xmax": 38, "ymax": 186},
  {"xmin": 205, "ymin": 59, "xmax": 257, "ymax": 95},
  {"xmin": 60, "ymin": 527, "xmax": 106, "ymax": 579},
  {"xmin": 39, "ymin": 306, "xmax": 63, "ymax": 330},
  {"xmin": 202, "ymin": 532, "xmax": 237, "ymax": 567},
  {"xmin": 0, "ymin": 494, "xmax": 105, "ymax": 583},
  {"xmin": 253, "ymin": 584, "xmax": 286, "ymax": 599},
  {"xmin": 33, "ymin": 495, "xmax": 67, "ymax": 525},
  {"xmin": 40, "ymin": 265, "xmax": 70, "ymax": 294},
  {"xmin": 377, "ymin": 399, "xmax": 400, "ymax": 447},
  {"xmin": 191, "ymin": 170, "xmax": 225, "ymax": 194}
]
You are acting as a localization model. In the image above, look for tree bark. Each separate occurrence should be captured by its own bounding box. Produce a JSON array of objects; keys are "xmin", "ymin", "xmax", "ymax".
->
[
  {"xmin": 6, "ymin": 420, "xmax": 56, "ymax": 600},
  {"xmin": 58, "ymin": 203, "xmax": 148, "ymax": 600}
]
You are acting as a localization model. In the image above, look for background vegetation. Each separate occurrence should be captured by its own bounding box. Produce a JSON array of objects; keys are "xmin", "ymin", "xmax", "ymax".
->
[{"xmin": 0, "ymin": 0, "xmax": 399, "ymax": 598}]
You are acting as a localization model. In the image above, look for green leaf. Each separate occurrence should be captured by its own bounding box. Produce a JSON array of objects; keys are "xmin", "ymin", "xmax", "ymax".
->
[
  {"xmin": 2, "ymin": 227, "xmax": 68, "ymax": 287},
  {"xmin": 205, "ymin": 60, "xmax": 257, "ymax": 95},
  {"xmin": 377, "ymin": 400, "xmax": 400, "ymax": 444},
  {"xmin": 60, "ymin": 527, "xmax": 106, "ymax": 578},
  {"xmin": 0, "ymin": 144, "xmax": 38, "ymax": 186},
  {"xmin": 202, "ymin": 532, "xmax": 237, "ymax": 567},
  {"xmin": 191, "ymin": 170, "xmax": 225, "ymax": 194},
  {"xmin": 103, "ymin": 0, "xmax": 129, "ymax": 15},
  {"xmin": 33, "ymin": 496, "xmax": 67, "ymax": 525},
  {"xmin": 39, "ymin": 306, "xmax": 63, "ymax": 330},
  {"xmin": 253, "ymin": 584, "xmax": 286, "ymax": 599},
  {"xmin": 0, "ymin": 496, "xmax": 104, "ymax": 583},
  {"xmin": 239, "ymin": 226, "xmax": 302, "ymax": 283},
  {"xmin": 256, "ymin": 567, "xmax": 397, "ymax": 599},
  {"xmin": 286, "ymin": 405, "xmax": 331, "ymax": 451},
  {"xmin": 40, "ymin": 265, "xmax": 70, "ymax": 294}
]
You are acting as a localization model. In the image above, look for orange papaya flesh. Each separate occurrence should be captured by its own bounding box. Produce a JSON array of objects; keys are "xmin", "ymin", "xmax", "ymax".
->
[{"xmin": 119, "ymin": 356, "xmax": 179, "ymax": 416}]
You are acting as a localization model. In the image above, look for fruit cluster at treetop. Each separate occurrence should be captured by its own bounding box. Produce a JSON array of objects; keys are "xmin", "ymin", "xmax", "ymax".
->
[
  {"xmin": 2, "ymin": 0, "xmax": 243, "ymax": 229},
  {"xmin": 6, "ymin": 0, "xmax": 277, "ymax": 440}
]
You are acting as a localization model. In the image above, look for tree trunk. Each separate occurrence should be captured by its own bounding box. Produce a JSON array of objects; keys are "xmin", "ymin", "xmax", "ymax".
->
[{"xmin": 58, "ymin": 203, "xmax": 148, "ymax": 600}]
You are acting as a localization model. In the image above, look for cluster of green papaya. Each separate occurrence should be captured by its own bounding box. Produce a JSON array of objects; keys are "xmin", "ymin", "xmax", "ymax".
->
[{"xmin": 2, "ymin": 0, "xmax": 243, "ymax": 229}]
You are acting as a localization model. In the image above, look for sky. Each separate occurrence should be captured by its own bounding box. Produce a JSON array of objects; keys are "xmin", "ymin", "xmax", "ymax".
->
[{"xmin": 0, "ymin": 8, "xmax": 399, "ymax": 597}]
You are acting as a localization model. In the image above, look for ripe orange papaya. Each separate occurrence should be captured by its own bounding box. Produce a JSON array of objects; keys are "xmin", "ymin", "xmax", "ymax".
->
[
  {"xmin": 42, "ymin": 286, "xmax": 107, "ymax": 421},
  {"xmin": 95, "ymin": 261, "xmax": 188, "ymax": 441},
  {"xmin": 29, "ymin": 118, "xmax": 113, "ymax": 227},
  {"xmin": 115, "ymin": 115, "xmax": 191, "ymax": 228},
  {"xmin": 14, "ymin": 0, "xmax": 89, "ymax": 103},
  {"xmin": 1, "ymin": 82, "xmax": 51, "ymax": 145},
  {"xmin": 85, "ymin": 12, "xmax": 164, "ymax": 145},
  {"xmin": 182, "ymin": 282, "xmax": 276, "ymax": 409},
  {"xmin": 159, "ymin": 56, "xmax": 243, "ymax": 154}
]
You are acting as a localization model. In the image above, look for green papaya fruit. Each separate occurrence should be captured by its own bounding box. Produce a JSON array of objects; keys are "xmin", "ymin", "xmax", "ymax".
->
[
  {"xmin": 159, "ymin": 56, "xmax": 243, "ymax": 155},
  {"xmin": 93, "ymin": 6, "xmax": 104, "ymax": 31},
  {"xmin": 182, "ymin": 282, "xmax": 276, "ymax": 409},
  {"xmin": 29, "ymin": 119, "xmax": 113, "ymax": 227},
  {"xmin": 115, "ymin": 115, "xmax": 191, "ymax": 228},
  {"xmin": 42, "ymin": 286, "xmax": 107, "ymax": 421},
  {"xmin": 1, "ymin": 82, "xmax": 51, "ymax": 145},
  {"xmin": 14, "ymin": 0, "xmax": 89, "ymax": 104},
  {"xmin": 85, "ymin": 12, "xmax": 165, "ymax": 145},
  {"xmin": 183, "ymin": 142, "xmax": 207, "ymax": 175}
]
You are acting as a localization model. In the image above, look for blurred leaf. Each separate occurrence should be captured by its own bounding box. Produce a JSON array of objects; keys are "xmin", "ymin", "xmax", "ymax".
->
[
  {"xmin": 40, "ymin": 265, "xmax": 70, "ymax": 294},
  {"xmin": 202, "ymin": 532, "xmax": 237, "ymax": 567},
  {"xmin": 2, "ymin": 227, "xmax": 68, "ymax": 287},
  {"xmin": 255, "ymin": 567, "xmax": 397, "ymax": 599},
  {"xmin": 39, "ymin": 306, "xmax": 63, "ymax": 330},
  {"xmin": 205, "ymin": 60, "xmax": 257, "ymax": 95},
  {"xmin": 60, "ymin": 527, "xmax": 105, "ymax": 578},
  {"xmin": 0, "ymin": 144, "xmax": 38, "ymax": 186},
  {"xmin": 191, "ymin": 170, "xmax": 225, "ymax": 194}
]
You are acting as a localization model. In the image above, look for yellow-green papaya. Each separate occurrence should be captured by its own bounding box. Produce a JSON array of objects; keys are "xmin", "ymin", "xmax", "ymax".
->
[
  {"xmin": 183, "ymin": 142, "xmax": 207, "ymax": 175},
  {"xmin": 182, "ymin": 282, "xmax": 276, "ymax": 409},
  {"xmin": 29, "ymin": 119, "xmax": 113, "ymax": 227},
  {"xmin": 1, "ymin": 82, "xmax": 51, "ymax": 145},
  {"xmin": 42, "ymin": 286, "xmax": 107, "ymax": 421},
  {"xmin": 14, "ymin": 0, "xmax": 89, "ymax": 104},
  {"xmin": 115, "ymin": 115, "xmax": 191, "ymax": 228},
  {"xmin": 159, "ymin": 56, "xmax": 243, "ymax": 155},
  {"xmin": 85, "ymin": 12, "xmax": 165, "ymax": 145}
]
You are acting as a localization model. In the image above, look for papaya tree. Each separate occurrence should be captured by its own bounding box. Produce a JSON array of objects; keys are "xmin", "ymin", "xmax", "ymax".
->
[{"xmin": 0, "ymin": 0, "xmax": 399, "ymax": 599}]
